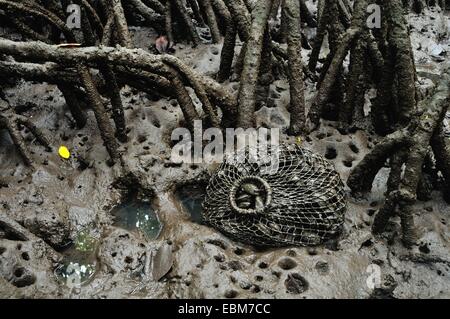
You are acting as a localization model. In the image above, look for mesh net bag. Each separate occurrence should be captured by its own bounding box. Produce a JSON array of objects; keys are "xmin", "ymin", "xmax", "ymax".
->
[{"xmin": 202, "ymin": 144, "xmax": 347, "ymax": 247}]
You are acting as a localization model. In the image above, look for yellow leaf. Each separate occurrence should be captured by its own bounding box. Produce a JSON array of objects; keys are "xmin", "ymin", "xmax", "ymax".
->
[
  {"xmin": 296, "ymin": 136, "xmax": 302, "ymax": 145},
  {"xmin": 58, "ymin": 146, "xmax": 71, "ymax": 159}
]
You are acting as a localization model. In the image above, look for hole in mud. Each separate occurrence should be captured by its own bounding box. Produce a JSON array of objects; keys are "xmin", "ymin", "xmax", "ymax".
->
[
  {"xmin": 278, "ymin": 257, "xmax": 297, "ymax": 270},
  {"xmin": 272, "ymin": 270, "xmax": 281, "ymax": 278},
  {"xmin": 316, "ymin": 132, "xmax": 326, "ymax": 140},
  {"xmin": 224, "ymin": 289, "xmax": 238, "ymax": 298},
  {"xmin": 367, "ymin": 209, "xmax": 376, "ymax": 216},
  {"xmin": 175, "ymin": 183, "xmax": 206, "ymax": 224},
  {"xmin": 214, "ymin": 254, "xmax": 225, "ymax": 262},
  {"xmin": 137, "ymin": 135, "xmax": 147, "ymax": 144},
  {"xmin": 240, "ymin": 282, "xmax": 252, "ymax": 290},
  {"xmin": 12, "ymin": 267, "xmax": 36, "ymax": 287},
  {"xmin": 206, "ymin": 239, "xmax": 227, "ymax": 250},
  {"xmin": 21, "ymin": 252, "xmax": 30, "ymax": 261},
  {"xmin": 0, "ymin": 224, "xmax": 26, "ymax": 241},
  {"xmin": 0, "ymin": 247, "xmax": 5, "ymax": 255},
  {"xmin": 14, "ymin": 267, "xmax": 24, "ymax": 277},
  {"xmin": 349, "ymin": 143, "xmax": 360, "ymax": 154},
  {"xmin": 233, "ymin": 247, "xmax": 245, "ymax": 256},
  {"xmin": 360, "ymin": 238, "xmax": 374, "ymax": 248},
  {"xmin": 111, "ymin": 196, "xmax": 163, "ymax": 240},
  {"xmin": 228, "ymin": 260, "xmax": 243, "ymax": 271},
  {"xmin": 124, "ymin": 256, "xmax": 134, "ymax": 264},
  {"xmin": 324, "ymin": 147, "xmax": 337, "ymax": 160},
  {"xmin": 251, "ymin": 285, "xmax": 261, "ymax": 293},
  {"xmin": 286, "ymin": 249, "xmax": 297, "ymax": 257},
  {"xmin": 284, "ymin": 273, "xmax": 309, "ymax": 294},
  {"xmin": 343, "ymin": 159, "xmax": 353, "ymax": 168},
  {"xmin": 419, "ymin": 243, "xmax": 430, "ymax": 254},
  {"xmin": 258, "ymin": 262, "xmax": 268, "ymax": 269}
]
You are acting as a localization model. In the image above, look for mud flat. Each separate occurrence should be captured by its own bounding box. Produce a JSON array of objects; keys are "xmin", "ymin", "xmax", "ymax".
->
[{"xmin": 0, "ymin": 3, "xmax": 449, "ymax": 299}]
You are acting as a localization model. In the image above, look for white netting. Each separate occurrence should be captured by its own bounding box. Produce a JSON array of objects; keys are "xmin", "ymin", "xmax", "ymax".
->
[{"xmin": 202, "ymin": 144, "xmax": 347, "ymax": 247}]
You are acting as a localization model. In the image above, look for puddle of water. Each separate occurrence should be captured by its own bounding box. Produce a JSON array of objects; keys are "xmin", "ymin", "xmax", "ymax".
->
[
  {"xmin": 175, "ymin": 184, "xmax": 206, "ymax": 224},
  {"xmin": 0, "ymin": 130, "xmax": 13, "ymax": 146},
  {"xmin": 54, "ymin": 258, "xmax": 97, "ymax": 288},
  {"xmin": 111, "ymin": 198, "xmax": 162, "ymax": 240},
  {"xmin": 54, "ymin": 230, "xmax": 98, "ymax": 288}
]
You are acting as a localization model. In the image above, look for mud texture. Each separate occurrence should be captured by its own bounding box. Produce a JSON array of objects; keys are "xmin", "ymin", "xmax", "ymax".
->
[{"xmin": 1, "ymin": 4, "xmax": 449, "ymax": 298}]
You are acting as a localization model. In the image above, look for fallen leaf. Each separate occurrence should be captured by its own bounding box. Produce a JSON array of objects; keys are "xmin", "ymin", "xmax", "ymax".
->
[
  {"xmin": 58, "ymin": 146, "xmax": 71, "ymax": 159},
  {"xmin": 152, "ymin": 242, "xmax": 173, "ymax": 281}
]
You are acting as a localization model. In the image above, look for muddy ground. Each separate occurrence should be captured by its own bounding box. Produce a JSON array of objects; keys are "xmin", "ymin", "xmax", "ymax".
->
[{"xmin": 0, "ymin": 5, "xmax": 449, "ymax": 298}]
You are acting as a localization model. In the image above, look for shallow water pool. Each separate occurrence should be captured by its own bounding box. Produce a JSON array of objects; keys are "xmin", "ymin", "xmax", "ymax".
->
[
  {"xmin": 111, "ymin": 198, "xmax": 163, "ymax": 240},
  {"xmin": 175, "ymin": 184, "xmax": 206, "ymax": 224},
  {"xmin": 54, "ymin": 230, "xmax": 98, "ymax": 288}
]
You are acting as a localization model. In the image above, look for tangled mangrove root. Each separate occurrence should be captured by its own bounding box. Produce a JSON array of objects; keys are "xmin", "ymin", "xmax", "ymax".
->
[
  {"xmin": 348, "ymin": 66, "xmax": 450, "ymax": 247},
  {"xmin": 0, "ymin": 98, "xmax": 52, "ymax": 167},
  {"xmin": 0, "ymin": 0, "xmax": 448, "ymax": 249}
]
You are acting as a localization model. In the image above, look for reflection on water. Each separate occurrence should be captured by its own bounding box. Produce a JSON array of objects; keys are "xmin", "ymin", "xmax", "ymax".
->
[
  {"xmin": 111, "ymin": 198, "xmax": 162, "ymax": 240},
  {"xmin": 175, "ymin": 184, "xmax": 206, "ymax": 224},
  {"xmin": 54, "ymin": 230, "xmax": 98, "ymax": 288},
  {"xmin": 74, "ymin": 230, "xmax": 97, "ymax": 252},
  {"xmin": 55, "ymin": 260, "xmax": 96, "ymax": 288},
  {"xmin": 0, "ymin": 130, "xmax": 13, "ymax": 146}
]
